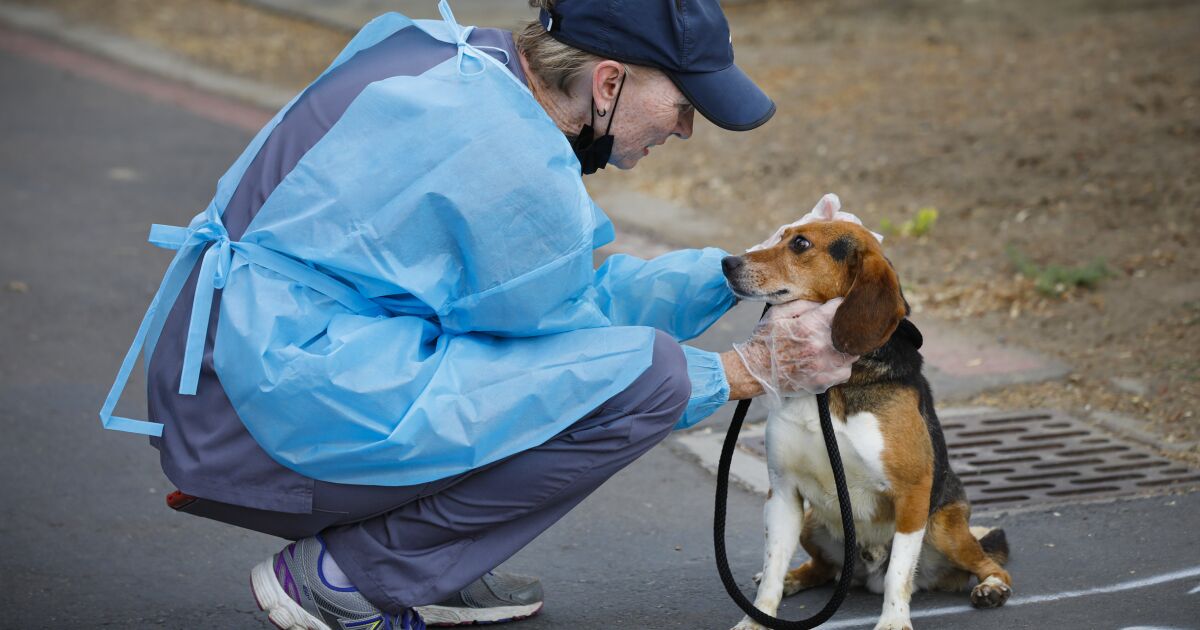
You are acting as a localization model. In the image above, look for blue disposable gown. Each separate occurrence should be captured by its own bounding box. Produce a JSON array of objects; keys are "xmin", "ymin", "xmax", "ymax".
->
[{"xmin": 101, "ymin": 3, "xmax": 735, "ymax": 486}]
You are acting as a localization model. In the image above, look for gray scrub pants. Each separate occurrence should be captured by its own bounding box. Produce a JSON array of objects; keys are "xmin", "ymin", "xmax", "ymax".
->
[{"xmin": 179, "ymin": 330, "xmax": 691, "ymax": 613}]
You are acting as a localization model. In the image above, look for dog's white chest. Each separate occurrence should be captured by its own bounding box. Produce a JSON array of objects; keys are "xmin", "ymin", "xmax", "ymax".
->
[{"xmin": 766, "ymin": 396, "xmax": 892, "ymax": 541}]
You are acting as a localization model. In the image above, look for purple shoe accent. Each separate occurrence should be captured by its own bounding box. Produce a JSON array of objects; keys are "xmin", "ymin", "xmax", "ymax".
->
[
  {"xmin": 315, "ymin": 536, "xmax": 359, "ymax": 593},
  {"xmin": 274, "ymin": 551, "xmax": 302, "ymax": 604}
]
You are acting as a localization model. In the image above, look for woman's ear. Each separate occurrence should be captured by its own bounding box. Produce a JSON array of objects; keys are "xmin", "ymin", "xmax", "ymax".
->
[
  {"xmin": 831, "ymin": 251, "xmax": 906, "ymax": 356},
  {"xmin": 591, "ymin": 60, "xmax": 625, "ymax": 112}
]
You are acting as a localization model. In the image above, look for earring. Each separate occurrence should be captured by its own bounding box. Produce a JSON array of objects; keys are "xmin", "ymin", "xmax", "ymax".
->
[{"xmin": 597, "ymin": 108, "xmax": 608, "ymax": 117}]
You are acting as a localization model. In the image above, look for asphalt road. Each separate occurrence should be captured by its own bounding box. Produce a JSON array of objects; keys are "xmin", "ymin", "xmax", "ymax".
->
[{"xmin": 1, "ymin": 32, "xmax": 1198, "ymax": 630}]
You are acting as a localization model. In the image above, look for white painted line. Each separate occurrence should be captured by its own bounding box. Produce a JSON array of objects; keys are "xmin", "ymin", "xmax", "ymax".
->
[
  {"xmin": 1189, "ymin": 583, "xmax": 1200, "ymax": 595},
  {"xmin": 818, "ymin": 565, "xmax": 1200, "ymax": 629}
]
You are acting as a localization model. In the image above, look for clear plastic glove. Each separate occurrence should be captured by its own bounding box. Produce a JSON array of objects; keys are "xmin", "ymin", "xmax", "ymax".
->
[
  {"xmin": 746, "ymin": 193, "xmax": 883, "ymax": 253},
  {"xmin": 732, "ymin": 298, "xmax": 858, "ymax": 407}
]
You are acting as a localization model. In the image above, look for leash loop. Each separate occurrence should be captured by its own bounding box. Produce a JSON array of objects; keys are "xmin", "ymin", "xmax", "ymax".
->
[{"xmin": 713, "ymin": 307, "xmax": 857, "ymax": 629}]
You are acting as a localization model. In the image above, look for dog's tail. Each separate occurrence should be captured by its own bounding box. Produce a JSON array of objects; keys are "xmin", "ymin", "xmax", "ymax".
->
[{"xmin": 970, "ymin": 526, "xmax": 1010, "ymax": 566}]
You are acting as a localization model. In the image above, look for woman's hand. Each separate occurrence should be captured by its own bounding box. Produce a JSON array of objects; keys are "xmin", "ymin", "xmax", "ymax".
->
[{"xmin": 724, "ymin": 299, "xmax": 858, "ymax": 403}]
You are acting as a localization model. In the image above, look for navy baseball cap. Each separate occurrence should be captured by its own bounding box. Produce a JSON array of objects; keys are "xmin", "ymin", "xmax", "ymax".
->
[{"xmin": 539, "ymin": 0, "xmax": 775, "ymax": 131}]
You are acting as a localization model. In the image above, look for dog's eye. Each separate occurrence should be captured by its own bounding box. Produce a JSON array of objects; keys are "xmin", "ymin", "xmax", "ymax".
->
[{"xmin": 790, "ymin": 236, "xmax": 812, "ymax": 253}]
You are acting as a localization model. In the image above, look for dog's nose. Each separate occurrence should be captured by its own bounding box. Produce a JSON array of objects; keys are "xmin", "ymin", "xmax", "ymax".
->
[{"xmin": 721, "ymin": 256, "xmax": 743, "ymax": 275}]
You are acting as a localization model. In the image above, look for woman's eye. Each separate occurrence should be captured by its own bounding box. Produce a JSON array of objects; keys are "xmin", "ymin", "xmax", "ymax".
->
[{"xmin": 790, "ymin": 236, "xmax": 811, "ymax": 253}]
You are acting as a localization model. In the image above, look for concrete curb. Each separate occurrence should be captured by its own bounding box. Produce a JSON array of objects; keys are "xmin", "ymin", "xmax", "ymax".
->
[
  {"xmin": 588, "ymin": 189, "xmax": 734, "ymax": 250},
  {"xmin": 237, "ymin": 0, "xmax": 359, "ymax": 33},
  {"xmin": 671, "ymin": 406, "xmax": 997, "ymax": 500},
  {"xmin": 0, "ymin": 2, "xmax": 291, "ymax": 111},
  {"xmin": 1091, "ymin": 410, "xmax": 1197, "ymax": 453},
  {"xmin": 671, "ymin": 424, "xmax": 770, "ymax": 497},
  {"xmin": 911, "ymin": 315, "xmax": 1072, "ymax": 401},
  {"xmin": 238, "ymin": 0, "xmax": 536, "ymax": 33}
]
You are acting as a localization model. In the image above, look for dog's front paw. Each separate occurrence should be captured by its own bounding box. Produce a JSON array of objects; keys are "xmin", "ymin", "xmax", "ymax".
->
[
  {"xmin": 970, "ymin": 575, "xmax": 1012, "ymax": 608},
  {"xmin": 731, "ymin": 616, "xmax": 766, "ymax": 630},
  {"xmin": 872, "ymin": 616, "xmax": 913, "ymax": 630}
]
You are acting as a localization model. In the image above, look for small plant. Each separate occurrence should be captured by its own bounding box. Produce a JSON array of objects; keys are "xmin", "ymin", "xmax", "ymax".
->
[
  {"xmin": 1006, "ymin": 245, "xmax": 1111, "ymax": 296},
  {"xmin": 908, "ymin": 207, "xmax": 939, "ymax": 236},
  {"xmin": 1183, "ymin": 301, "xmax": 1200, "ymax": 326},
  {"xmin": 880, "ymin": 206, "xmax": 938, "ymax": 238}
]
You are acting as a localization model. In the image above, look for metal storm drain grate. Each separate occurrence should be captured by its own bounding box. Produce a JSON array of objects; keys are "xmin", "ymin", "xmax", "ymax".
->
[{"xmin": 738, "ymin": 409, "xmax": 1200, "ymax": 510}]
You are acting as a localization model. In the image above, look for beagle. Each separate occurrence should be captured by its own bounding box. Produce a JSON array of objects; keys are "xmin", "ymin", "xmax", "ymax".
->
[{"xmin": 722, "ymin": 217, "xmax": 1013, "ymax": 630}]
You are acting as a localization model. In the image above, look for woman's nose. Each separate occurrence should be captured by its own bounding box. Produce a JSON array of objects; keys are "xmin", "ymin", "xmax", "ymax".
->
[{"xmin": 674, "ymin": 107, "xmax": 695, "ymax": 140}]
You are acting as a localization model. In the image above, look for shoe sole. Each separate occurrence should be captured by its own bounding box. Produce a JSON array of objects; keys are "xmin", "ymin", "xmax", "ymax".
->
[
  {"xmin": 415, "ymin": 601, "xmax": 543, "ymax": 626},
  {"xmin": 251, "ymin": 557, "xmax": 332, "ymax": 630}
]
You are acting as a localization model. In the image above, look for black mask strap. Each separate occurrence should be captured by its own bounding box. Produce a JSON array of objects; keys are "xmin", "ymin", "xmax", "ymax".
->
[
  {"xmin": 570, "ymin": 71, "xmax": 627, "ymax": 175},
  {"xmin": 601, "ymin": 72, "xmax": 624, "ymax": 136}
]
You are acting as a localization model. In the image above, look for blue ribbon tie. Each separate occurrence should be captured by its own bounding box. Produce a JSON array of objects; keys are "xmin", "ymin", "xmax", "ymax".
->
[{"xmin": 100, "ymin": 207, "xmax": 385, "ymax": 436}]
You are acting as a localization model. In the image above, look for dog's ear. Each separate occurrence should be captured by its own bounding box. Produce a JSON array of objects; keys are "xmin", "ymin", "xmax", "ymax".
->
[{"xmin": 831, "ymin": 250, "xmax": 906, "ymax": 356}]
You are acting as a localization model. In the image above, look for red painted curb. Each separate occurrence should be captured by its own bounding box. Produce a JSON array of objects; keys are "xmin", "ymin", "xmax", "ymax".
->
[{"xmin": 0, "ymin": 23, "xmax": 272, "ymax": 133}]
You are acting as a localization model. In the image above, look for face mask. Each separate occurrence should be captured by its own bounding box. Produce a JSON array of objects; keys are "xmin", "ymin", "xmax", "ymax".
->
[{"xmin": 570, "ymin": 73, "xmax": 626, "ymax": 175}]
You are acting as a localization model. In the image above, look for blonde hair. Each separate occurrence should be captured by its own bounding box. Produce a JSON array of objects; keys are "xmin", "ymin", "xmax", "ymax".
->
[{"xmin": 517, "ymin": 0, "xmax": 641, "ymax": 94}]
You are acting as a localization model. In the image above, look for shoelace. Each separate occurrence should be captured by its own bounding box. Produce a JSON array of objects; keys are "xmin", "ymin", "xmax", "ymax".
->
[{"xmin": 384, "ymin": 609, "xmax": 425, "ymax": 630}]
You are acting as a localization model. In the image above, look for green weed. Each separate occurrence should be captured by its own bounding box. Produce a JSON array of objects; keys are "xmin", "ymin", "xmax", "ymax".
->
[
  {"xmin": 1182, "ymin": 301, "xmax": 1200, "ymax": 326},
  {"xmin": 1006, "ymin": 245, "xmax": 1111, "ymax": 296},
  {"xmin": 880, "ymin": 206, "xmax": 938, "ymax": 237}
]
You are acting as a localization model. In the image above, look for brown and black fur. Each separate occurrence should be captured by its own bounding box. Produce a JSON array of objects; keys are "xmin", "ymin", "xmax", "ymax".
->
[
  {"xmin": 727, "ymin": 218, "xmax": 1013, "ymax": 614},
  {"xmin": 824, "ymin": 317, "xmax": 1010, "ymax": 599}
]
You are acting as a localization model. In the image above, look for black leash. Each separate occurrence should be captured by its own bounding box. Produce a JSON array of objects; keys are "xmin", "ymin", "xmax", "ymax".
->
[{"xmin": 713, "ymin": 346, "xmax": 857, "ymax": 628}]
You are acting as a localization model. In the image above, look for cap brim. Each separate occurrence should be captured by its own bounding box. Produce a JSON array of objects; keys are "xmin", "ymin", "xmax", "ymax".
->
[{"xmin": 668, "ymin": 63, "xmax": 775, "ymax": 131}]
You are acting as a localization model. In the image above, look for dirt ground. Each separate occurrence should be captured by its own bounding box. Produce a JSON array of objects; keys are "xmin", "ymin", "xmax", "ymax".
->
[
  {"xmin": 17, "ymin": 0, "xmax": 1198, "ymax": 455},
  {"xmin": 653, "ymin": 0, "xmax": 1200, "ymax": 456}
]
